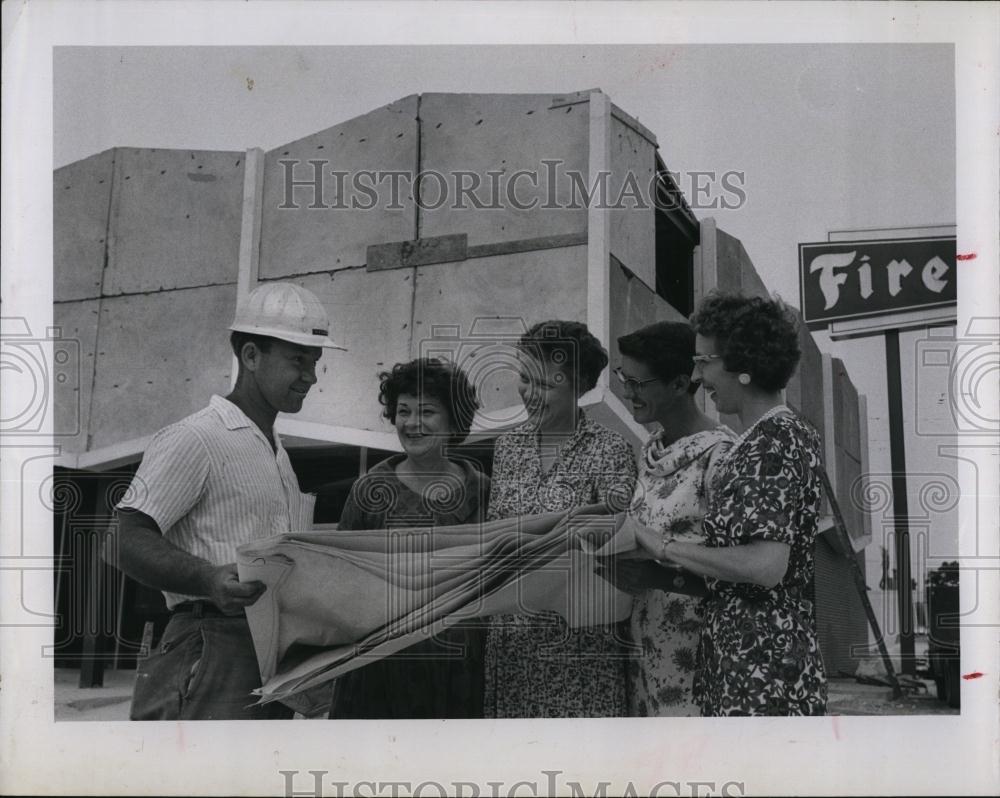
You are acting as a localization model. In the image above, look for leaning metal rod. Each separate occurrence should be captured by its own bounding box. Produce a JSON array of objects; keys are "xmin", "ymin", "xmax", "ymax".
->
[{"xmin": 815, "ymin": 463, "xmax": 905, "ymax": 700}]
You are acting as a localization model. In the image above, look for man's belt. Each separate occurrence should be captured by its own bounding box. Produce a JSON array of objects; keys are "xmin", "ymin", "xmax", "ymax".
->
[{"xmin": 170, "ymin": 600, "xmax": 240, "ymax": 617}]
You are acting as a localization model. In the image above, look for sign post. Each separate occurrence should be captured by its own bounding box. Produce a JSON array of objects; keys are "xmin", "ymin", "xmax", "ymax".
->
[
  {"xmin": 884, "ymin": 328, "xmax": 916, "ymax": 673},
  {"xmin": 799, "ymin": 233, "xmax": 957, "ymax": 677}
]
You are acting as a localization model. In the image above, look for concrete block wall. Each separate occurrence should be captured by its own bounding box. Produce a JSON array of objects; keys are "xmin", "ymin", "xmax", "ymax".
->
[{"xmin": 54, "ymin": 148, "xmax": 244, "ymax": 458}]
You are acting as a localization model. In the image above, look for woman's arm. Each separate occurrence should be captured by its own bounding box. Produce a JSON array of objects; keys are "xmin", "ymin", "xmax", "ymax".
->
[{"xmin": 632, "ymin": 522, "xmax": 790, "ymax": 588}]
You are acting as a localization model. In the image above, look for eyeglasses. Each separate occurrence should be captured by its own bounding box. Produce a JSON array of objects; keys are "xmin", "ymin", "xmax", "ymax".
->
[
  {"xmin": 613, "ymin": 367, "xmax": 661, "ymax": 393},
  {"xmin": 692, "ymin": 354, "xmax": 723, "ymax": 366}
]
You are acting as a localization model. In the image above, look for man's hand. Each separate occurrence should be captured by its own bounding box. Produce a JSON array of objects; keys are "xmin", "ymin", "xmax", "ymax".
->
[
  {"xmin": 109, "ymin": 512, "xmax": 270, "ymax": 608},
  {"xmin": 203, "ymin": 563, "xmax": 266, "ymax": 615}
]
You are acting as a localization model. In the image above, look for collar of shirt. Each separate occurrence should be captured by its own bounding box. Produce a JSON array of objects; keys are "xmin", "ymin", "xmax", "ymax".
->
[
  {"xmin": 512, "ymin": 409, "xmax": 593, "ymax": 453},
  {"xmin": 209, "ymin": 394, "xmax": 285, "ymax": 453}
]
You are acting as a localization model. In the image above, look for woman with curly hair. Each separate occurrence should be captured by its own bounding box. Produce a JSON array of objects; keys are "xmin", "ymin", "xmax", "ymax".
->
[
  {"xmin": 484, "ymin": 320, "xmax": 638, "ymax": 717},
  {"xmin": 611, "ymin": 321, "xmax": 734, "ymax": 716},
  {"xmin": 631, "ymin": 293, "xmax": 828, "ymax": 716},
  {"xmin": 329, "ymin": 357, "xmax": 490, "ymax": 718}
]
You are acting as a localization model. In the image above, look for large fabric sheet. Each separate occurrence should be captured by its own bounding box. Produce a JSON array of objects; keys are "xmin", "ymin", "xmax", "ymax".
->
[{"xmin": 236, "ymin": 511, "xmax": 633, "ymax": 705}]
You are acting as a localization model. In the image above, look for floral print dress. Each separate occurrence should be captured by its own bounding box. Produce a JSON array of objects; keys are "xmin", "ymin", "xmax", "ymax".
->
[
  {"xmin": 693, "ymin": 408, "xmax": 828, "ymax": 716},
  {"xmin": 626, "ymin": 427, "xmax": 734, "ymax": 717},
  {"xmin": 484, "ymin": 413, "xmax": 638, "ymax": 718}
]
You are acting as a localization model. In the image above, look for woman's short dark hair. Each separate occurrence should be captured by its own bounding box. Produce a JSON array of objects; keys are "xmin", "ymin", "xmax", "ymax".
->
[
  {"xmin": 378, "ymin": 357, "xmax": 480, "ymax": 444},
  {"xmin": 617, "ymin": 321, "xmax": 699, "ymax": 395},
  {"xmin": 689, "ymin": 292, "xmax": 801, "ymax": 392},
  {"xmin": 517, "ymin": 320, "xmax": 608, "ymax": 393}
]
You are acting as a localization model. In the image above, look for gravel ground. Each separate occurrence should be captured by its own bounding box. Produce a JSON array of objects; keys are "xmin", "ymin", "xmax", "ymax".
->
[{"xmin": 826, "ymin": 677, "xmax": 959, "ymax": 716}]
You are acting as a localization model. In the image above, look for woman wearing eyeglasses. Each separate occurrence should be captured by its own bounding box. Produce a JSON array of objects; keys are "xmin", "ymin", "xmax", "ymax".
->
[
  {"xmin": 632, "ymin": 293, "xmax": 828, "ymax": 716},
  {"xmin": 610, "ymin": 321, "xmax": 734, "ymax": 716}
]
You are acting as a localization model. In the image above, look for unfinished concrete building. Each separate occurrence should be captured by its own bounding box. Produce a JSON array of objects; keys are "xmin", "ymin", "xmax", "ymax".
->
[{"xmin": 52, "ymin": 90, "xmax": 873, "ymax": 686}]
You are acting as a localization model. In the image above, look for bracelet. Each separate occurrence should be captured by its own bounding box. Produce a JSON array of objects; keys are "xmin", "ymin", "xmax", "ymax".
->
[{"xmin": 661, "ymin": 537, "xmax": 674, "ymax": 561}]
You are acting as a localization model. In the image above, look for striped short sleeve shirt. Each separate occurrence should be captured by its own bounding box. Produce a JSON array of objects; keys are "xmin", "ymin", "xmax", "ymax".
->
[{"xmin": 117, "ymin": 395, "xmax": 313, "ymax": 609}]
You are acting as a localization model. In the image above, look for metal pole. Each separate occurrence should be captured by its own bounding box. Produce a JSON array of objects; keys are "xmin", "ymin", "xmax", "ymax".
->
[{"xmin": 885, "ymin": 329, "xmax": 916, "ymax": 676}]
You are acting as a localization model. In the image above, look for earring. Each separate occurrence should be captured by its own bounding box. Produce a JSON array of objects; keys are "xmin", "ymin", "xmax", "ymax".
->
[{"xmin": 738, "ymin": 373, "xmax": 751, "ymax": 385}]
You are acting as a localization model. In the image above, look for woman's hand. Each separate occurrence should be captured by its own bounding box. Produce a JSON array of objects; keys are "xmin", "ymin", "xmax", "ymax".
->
[
  {"xmin": 661, "ymin": 539, "xmax": 791, "ymax": 588},
  {"xmin": 565, "ymin": 512, "xmax": 622, "ymax": 552},
  {"xmin": 595, "ymin": 558, "xmax": 663, "ymax": 595},
  {"xmin": 568, "ymin": 501, "xmax": 614, "ymax": 517}
]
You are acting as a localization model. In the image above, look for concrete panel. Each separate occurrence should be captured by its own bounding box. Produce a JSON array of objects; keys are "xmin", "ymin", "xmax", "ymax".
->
[
  {"xmin": 105, "ymin": 148, "xmax": 244, "ymax": 295},
  {"xmin": 609, "ymin": 116, "xmax": 655, "ymax": 286},
  {"xmin": 419, "ymin": 93, "xmax": 589, "ymax": 246},
  {"xmin": 716, "ymin": 229, "xmax": 771, "ymax": 300},
  {"xmin": 53, "ymin": 299, "xmax": 100, "ymax": 453},
  {"xmin": 786, "ymin": 321, "xmax": 826, "ymax": 439},
  {"xmin": 411, "ymin": 246, "xmax": 589, "ymax": 417},
  {"xmin": 837, "ymin": 448, "xmax": 866, "ymax": 542},
  {"xmin": 832, "ymin": 358, "xmax": 862, "ymax": 459},
  {"xmin": 54, "ymin": 150, "xmax": 114, "ymax": 301},
  {"xmin": 739, "ymin": 256, "xmax": 770, "ymax": 300},
  {"xmin": 583, "ymin": 397, "xmax": 645, "ymax": 458},
  {"xmin": 714, "ymin": 229, "xmax": 744, "ymax": 294},
  {"xmin": 259, "ymin": 96, "xmax": 419, "ymax": 279},
  {"xmin": 277, "ymin": 269, "xmax": 415, "ymax": 432},
  {"xmin": 814, "ymin": 539, "xmax": 870, "ymax": 675},
  {"xmin": 89, "ymin": 285, "xmax": 237, "ymax": 449}
]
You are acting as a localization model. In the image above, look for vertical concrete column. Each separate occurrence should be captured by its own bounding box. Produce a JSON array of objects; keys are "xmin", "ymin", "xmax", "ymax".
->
[
  {"xmin": 693, "ymin": 217, "xmax": 719, "ymax": 420},
  {"xmin": 237, "ymin": 147, "xmax": 266, "ymax": 304},
  {"xmin": 587, "ymin": 91, "xmax": 612, "ymax": 389},
  {"xmin": 693, "ymin": 216, "xmax": 719, "ymax": 306},
  {"xmin": 233, "ymin": 147, "xmax": 265, "ymax": 388}
]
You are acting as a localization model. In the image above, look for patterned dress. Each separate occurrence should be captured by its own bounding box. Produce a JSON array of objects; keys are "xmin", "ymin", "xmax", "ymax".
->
[
  {"xmin": 626, "ymin": 427, "xmax": 734, "ymax": 717},
  {"xmin": 484, "ymin": 413, "xmax": 638, "ymax": 717},
  {"xmin": 329, "ymin": 454, "xmax": 491, "ymax": 719},
  {"xmin": 693, "ymin": 408, "xmax": 828, "ymax": 716}
]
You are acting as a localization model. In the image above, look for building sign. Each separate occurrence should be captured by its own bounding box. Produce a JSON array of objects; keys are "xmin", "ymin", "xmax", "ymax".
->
[{"xmin": 799, "ymin": 237, "xmax": 956, "ymax": 328}]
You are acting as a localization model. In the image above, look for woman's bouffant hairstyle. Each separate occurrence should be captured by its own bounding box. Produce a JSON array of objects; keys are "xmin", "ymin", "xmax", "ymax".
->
[
  {"xmin": 690, "ymin": 293, "xmax": 802, "ymax": 392},
  {"xmin": 617, "ymin": 321, "xmax": 699, "ymax": 395},
  {"xmin": 517, "ymin": 320, "xmax": 609, "ymax": 393},
  {"xmin": 378, "ymin": 358, "xmax": 481, "ymax": 445}
]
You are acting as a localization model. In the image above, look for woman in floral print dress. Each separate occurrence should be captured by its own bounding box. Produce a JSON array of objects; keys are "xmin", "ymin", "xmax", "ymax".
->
[
  {"xmin": 632, "ymin": 294, "xmax": 828, "ymax": 716},
  {"xmin": 484, "ymin": 320, "xmax": 638, "ymax": 718},
  {"xmin": 611, "ymin": 322, "xmax": 734, "ymax": 716}
]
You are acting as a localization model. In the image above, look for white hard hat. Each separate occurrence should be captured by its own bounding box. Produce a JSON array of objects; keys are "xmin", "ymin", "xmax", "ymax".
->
[{"xmin": 230, "ymin": 282, "xmax": 347, "ymax": 350}]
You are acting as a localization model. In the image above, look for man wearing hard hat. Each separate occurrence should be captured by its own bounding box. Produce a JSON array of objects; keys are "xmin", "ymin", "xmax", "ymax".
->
[{"xmin": 107, "ymin": 282, "xmax": 346, "ymax": 720}]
